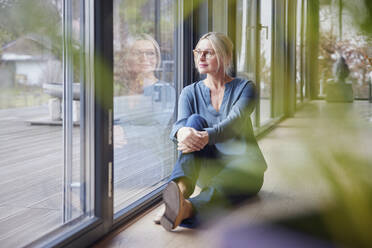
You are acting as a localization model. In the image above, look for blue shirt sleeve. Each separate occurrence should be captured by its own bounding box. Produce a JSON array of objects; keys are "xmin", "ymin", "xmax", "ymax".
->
[
  {"xmin": 204, "ymin": 81, "xmax": 257, "ymax": 144},
  {"xmin": 169, "ymin": 86, "xmax": 194, "ymax": 143}
]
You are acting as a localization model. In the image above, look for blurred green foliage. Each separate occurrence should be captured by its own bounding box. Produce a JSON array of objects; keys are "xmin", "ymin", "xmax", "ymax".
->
[
  {"xmin": 277, "ymin": 102, "xmax": 372, "ymax": 247},
  {"xmin": 119, "ymin": 0, "xmax": 155, "ymax": 35},
  {"xmin": 0, "ymin": 0, "xmax": 62, "ymax": 58},
  {"xmin": 0, "ymin": 0, "xmax": 84, "ymax": 88},
  {"xmin": 344, "ymin": 0, "xmax": 372, "ymax": 36},
  {"xmin": 0, "ymin": 28, "xmax": 14, "ymax": 54}
]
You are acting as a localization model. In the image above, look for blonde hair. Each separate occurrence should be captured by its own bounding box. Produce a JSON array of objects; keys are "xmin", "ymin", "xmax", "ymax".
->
[{"xmin": 194, "ymin": 32, "xmax": 234, "ymax": 76}]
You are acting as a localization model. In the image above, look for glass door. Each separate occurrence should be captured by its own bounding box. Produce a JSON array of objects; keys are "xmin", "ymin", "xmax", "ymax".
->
[
  {"xmin": 302, "ymin": 0, "xmax": 309, "ymax": 100},
  {"xmin": 236, "ymin": 0, "xmax": 275, "ymax": 129},
  {"xmin": 236, "ymin": 0, "xmax": 257, "ymax": 125},
  {"xmin": 62, "ymin": 0, "xmax": 94, "ymax": 223},
  {"xmin": 113, "ymin": 0, "xmax": 178, "ymax": 216},
  {"xmin": 258, "ymin": 0, "xmax": 273, "ymax": 125},
  {"xmin": 236, "ymin": 0, "xmax": 256, "ymax": 80},
  {"xmin": 0, "ymin": 0, "xmax": 94, "ymax": 246},
  {"xmin": 296, "ymin": 0, "xmax": 304, "ymax": 104}
]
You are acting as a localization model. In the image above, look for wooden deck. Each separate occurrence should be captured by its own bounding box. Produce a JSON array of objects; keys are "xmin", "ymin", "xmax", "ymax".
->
[
  {"xmin": 0, "ymin": 101, "xmax": 175, "ymax": 248},
  {"xmin": 0, "ymin": 106, "xmax": 63, "ymax": 247}
]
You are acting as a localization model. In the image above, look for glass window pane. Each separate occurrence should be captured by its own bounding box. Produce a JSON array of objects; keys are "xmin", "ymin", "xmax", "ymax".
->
[
  {"xmin": 302, "ymin": 0, "xmax": 309, "ymax": 99},
  {"xmin": 113, "ymin": 0, "xmax": 177, "ymax": 213},
  {"xmin": 0, "ymin": 2, "xmax": 64, "ymax": 246},
  {"xmin": 0, "ymin": 1, "xmax": 93, "ymax": 246},
  {"xmin": 236, "ymin": 0, "xmax": 255, "ymax": 77},
  {"xmin": 260, "ymin": 0, "xmax": 273, "ymax": 124},
  {"xmin": 236, "ymin": 0, "xmax": 257, "ymax": 127},
  {"xmin": 319, "ymin": 0, "xmax": 371, "ymax": 100},
  {"xmin": 213, "ymin": 0, "xmax": 228, "ymax": 34},
  {"xmin": 63, "ymin": 0, "xmax": 94, "ymax": 223},
  {"xmin": 296, "ymin": 0, "xmax": 303, "ymax": 104}
]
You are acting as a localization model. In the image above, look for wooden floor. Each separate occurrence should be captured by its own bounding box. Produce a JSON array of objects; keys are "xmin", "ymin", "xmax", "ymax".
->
[{"xmin": 93, "ymin": 100, "xmax": 372, "ymax": 248}]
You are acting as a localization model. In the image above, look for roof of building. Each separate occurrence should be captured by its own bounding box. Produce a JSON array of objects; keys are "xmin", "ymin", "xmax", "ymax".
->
[{"xmin": 1, "ymin": 34, "xmax": 57, "ymax": 61}]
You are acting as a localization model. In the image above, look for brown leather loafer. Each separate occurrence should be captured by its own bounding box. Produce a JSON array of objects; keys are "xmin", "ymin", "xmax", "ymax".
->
[{"xmin": 160, "ymin": 181, "xmax": 185, "ymax": 231}]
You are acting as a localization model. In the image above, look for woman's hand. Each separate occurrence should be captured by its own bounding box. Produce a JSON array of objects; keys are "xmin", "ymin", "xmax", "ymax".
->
[{"xmin": 177, "ymin": 127, "xmax": 209, "ymax": 153}]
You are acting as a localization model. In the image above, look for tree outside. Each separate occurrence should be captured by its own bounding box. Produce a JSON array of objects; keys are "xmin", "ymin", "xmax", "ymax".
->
[{"xmin": 319, "ymin": 0, "xmax": 372, "ymax": 99}]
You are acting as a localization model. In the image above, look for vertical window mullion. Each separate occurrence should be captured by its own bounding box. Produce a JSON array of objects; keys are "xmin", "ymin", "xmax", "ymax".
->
[
  {"xmin": 63, "ymin": 0, "xmax": 74, "ymax": 223},
  {"xmin": 300, "ymin": 0, "xmax": 304, "ymax": 102},
  {"xmin": 79, "ymin": 0, "xmax": 87, "ymax": 214},
  {"xmin": 94, "ymin": 0, "xmax": 113, "ymax": 232},
  {"xmin": 254, "ymin": 0, "xmax": 261, "ymax": 128},
  {"xmin": 85, "ymin": 0, "xmax": 96, "ymax": 218}
]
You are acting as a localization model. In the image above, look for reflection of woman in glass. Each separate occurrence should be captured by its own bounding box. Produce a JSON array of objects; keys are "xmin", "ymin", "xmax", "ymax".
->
[
  {"xmin": 157, "ymin": 32, "xmax": 267, "ymax": 231},
  {"xmin": 115, "ymin": 33, "xmax": 175, "ymax": 117},
  {"xmin": 115, "ymin": 32, "xmax": 175, "ymax": 127},
  {"xmin": 119, "ymin": 33, "xmax": 162, "ymax": 94},
  {"xmin": 114, "ymin": 34, "xmax": 175, "ymax": 185}
]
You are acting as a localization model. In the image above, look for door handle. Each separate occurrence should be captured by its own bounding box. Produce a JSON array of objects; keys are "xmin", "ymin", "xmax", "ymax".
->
[{"xmin": 259, "ymin": 24, "xmax": 269, "ymax": 40}]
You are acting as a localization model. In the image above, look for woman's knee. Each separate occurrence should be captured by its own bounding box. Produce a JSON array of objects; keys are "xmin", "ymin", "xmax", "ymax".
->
[{"xmin": 186, "ymin": 114, "xmax": 208, "ymax": 131}]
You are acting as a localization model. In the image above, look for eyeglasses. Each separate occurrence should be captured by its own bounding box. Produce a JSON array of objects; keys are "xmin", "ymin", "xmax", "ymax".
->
[
  {"xmin": 193, "ymin": 49, "xmax": 215, "ymax": 59},
  {"xmin": 131, "ymin": 50, "xmax": 156, "ymax": 58}
]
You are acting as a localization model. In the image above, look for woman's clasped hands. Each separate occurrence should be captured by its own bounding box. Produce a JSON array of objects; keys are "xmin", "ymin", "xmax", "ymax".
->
[{"xmin": 176, "ymin": 127, "xmax": 209, "ymax": 153}]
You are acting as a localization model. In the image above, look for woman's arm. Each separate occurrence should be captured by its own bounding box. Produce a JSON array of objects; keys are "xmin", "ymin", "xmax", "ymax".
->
[
  {"xmin": 169, "ymin": 87, "xmax": 194, "ymax": 143},
  {"xmin": 177, "ymin": 127, "xmax": 208, "ymax": 153},
  {"xmin": 204, "ymin": 81, "xmax": 257, "ymax": 144},
  {"xmin": 169, "ymin": 86, "xmax": 208, "ymax": 153}
]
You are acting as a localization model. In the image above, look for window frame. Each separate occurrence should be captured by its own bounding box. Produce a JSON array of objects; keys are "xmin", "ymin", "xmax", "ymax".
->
[{"xmin": 27, "ymin": 0, "xmax": 109, "ymax": 246}]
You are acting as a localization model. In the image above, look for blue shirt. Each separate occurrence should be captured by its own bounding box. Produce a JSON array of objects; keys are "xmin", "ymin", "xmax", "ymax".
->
[
  {"xmin": 170, "ymin": 77, "xmax": 257, "ymax": 154},
  {"xmin": 114, "ymin": 80, "xmax": 175, "ymax": 126}
]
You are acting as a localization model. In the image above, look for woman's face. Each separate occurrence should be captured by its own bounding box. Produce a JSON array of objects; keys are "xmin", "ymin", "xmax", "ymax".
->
[
  {"xmin": 194, "ymin": 39, "xmax": 220, "ymax": 75},
  {"xmin": 126, "ymin": 40, "xmax": 157, "ymax": 74}
]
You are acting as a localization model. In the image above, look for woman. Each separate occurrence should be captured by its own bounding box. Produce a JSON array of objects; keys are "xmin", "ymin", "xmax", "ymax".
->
[{"xmin": 158, "ymin": 32, "xmax": 267, "ymax": 231}]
